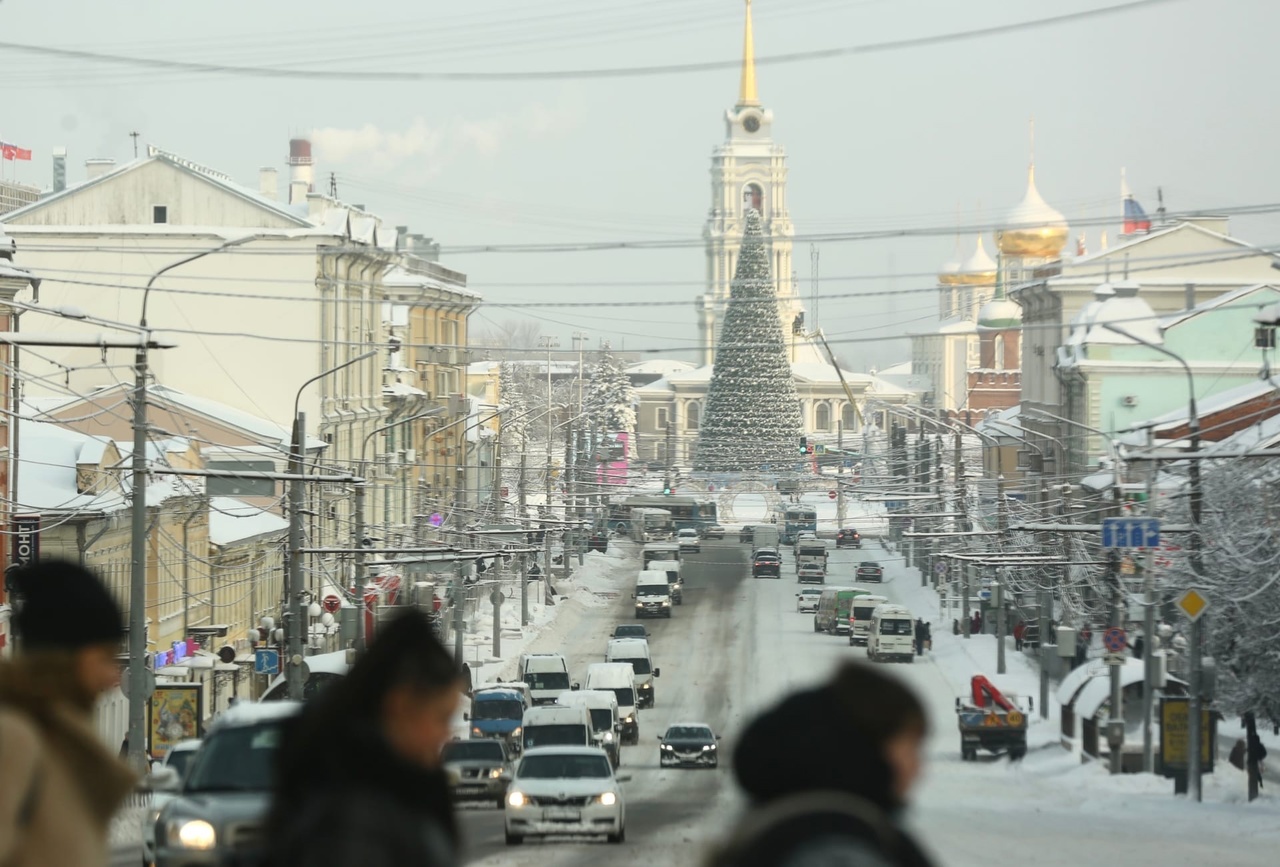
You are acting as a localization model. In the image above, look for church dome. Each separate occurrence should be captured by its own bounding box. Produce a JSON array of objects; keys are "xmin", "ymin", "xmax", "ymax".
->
[
  {"xmin": 998, "ymin": 165, "xmax": 1068, "ymax": 259},
  {"xmin": 938, "ymin": 233, "xmax": 965, "ymax": 285},
  {"xmin": 977, "ymin": 297, "xmax": 1022, "ymax": 330},
  {"xmin": 951, "ymin": 235, "xmax": 997, "ymax": 285}
]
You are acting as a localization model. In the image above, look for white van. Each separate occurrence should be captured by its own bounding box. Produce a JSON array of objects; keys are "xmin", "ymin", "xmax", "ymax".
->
[
  {"xmin": 634, "ymin": 572, "xmax": 673, "ymax": 619},
  {"xmin": 605, "ymin": 638, "xmax": 660, "ymax": 709},
  {"xmin": 584, "ymin": 662, "xmax": 640, "ymax": 744},
  {"xmin": 556, "ymin": 689, "xmax": 622, "ymax": 767},
  {"xmin": 847, "ymin": 594, "xmax": 889, "ymax": 646},
  {"xmin": 518, "ymin": 653, "xmax": 573, "ymax": 706},
  {"xmin": 520, "ymin": 704, "xmax": 593, "ymax": 751},
  {"xmin": 866, "ymin": 604, "xmax": 916, "ymax": 663}
]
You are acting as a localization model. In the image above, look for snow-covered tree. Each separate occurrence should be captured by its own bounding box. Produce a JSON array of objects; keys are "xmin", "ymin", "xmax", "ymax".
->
[
  {"xmin": 584, "ymin": 344, "xmax": 636, "ymax": 438},
  {"xmin": 498, "ymin": 361, "xmax": 529, "ymax": 446},
  {"xmin": 695, "ymin": 208, "xmax": 802, "ymax": 472}
]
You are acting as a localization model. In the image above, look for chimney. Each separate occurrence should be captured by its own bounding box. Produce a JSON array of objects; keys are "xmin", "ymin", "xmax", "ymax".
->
[
  {"xmin": 287, "ymin": 138, "xmax": 313, "ymax": 205},
  {"xmin": 85, "ymin": 158, "xmax": 115, "ymax": 180},
  {"xmin": 395, "ymin": 225, "xmax": 409, "ymax": 251},
  {"xmin": 258, "ymin": 167, "xmax": 278, "ymax": 201},
  {"xmin": 52, "ymin": 147, "xmax": 67, "ymax": 193}
]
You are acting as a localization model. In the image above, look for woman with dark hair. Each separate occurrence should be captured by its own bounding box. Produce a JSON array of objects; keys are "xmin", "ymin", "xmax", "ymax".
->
[
  {"xmin": 709, "ymin": 663, "xmax": 936, "ymax": 867},
  {"xmin": 263, "ymin": 610, "xmax": 464, "ymax": 867}
]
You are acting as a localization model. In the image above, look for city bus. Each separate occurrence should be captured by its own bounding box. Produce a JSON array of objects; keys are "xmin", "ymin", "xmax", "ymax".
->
[
  {"xmin": 608, "ymin": 495, "xmax": 718, "ymax": 533},
  {"xmin": 780, "ymin": 505, "xmax": 818, "ymax": 545}
]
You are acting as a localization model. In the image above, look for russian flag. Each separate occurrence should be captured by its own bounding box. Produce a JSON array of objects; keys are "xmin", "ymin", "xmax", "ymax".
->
[
  {"xmin": 0, "ymin": 141, "xmax": 32, "ymax": 161},
  {"xmin": 1123, "ymin": 196, "xmax": 1151, "ymax": 235}
]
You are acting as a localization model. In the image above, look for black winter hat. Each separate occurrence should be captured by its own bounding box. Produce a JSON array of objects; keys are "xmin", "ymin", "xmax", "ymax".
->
[{"xmin": 11, "ymin": 560, "xmax": 124, "ymax": 651}]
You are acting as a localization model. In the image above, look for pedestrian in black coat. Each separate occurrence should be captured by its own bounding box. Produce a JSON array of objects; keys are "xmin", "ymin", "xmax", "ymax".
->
[
  {"xmin": 263, "ymin": 611, "xmax": 463, "ymax": 867},
  {"xmin": 913, "ymin": 620, "xmax": 926, "ymax": 657},
  {"xmin": 707, "ymin": 664, "xmax": 937, "ymax": 867}
]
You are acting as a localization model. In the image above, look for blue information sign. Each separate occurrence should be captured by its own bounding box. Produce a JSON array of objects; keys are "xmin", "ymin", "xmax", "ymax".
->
[
  {"xmin": 1101, "ymin": 517, "xmax": 1161, "ymax": 549},
  {"xmin": 254, "ymin": 648, "xmax": 280, "ymax": 676}
]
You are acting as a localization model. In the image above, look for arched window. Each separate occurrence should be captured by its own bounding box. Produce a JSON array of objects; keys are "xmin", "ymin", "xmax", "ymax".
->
[
  {"xmin": 841, "ymin": 403, "xmax": 856, "ymax": 432},
  {"xmin": 815, "ymin": 403, "xmax": 831, "ymax": 432},
  {"xmin": 686, "ymin": 402, "xmax": 701, "ymax": 431},
  {"xmin": 742, "ymin": 183, "xmax": 764, "ymax": 215},
  {"xmin": 994, "ymin": 334, "xmax": 1006, "ymax": 371}
]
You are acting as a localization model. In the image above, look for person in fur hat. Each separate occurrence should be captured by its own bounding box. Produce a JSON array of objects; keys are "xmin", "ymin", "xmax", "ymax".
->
[{"xmin": 0, "ymin": 560, "xmax": 137, "ymax": 867}]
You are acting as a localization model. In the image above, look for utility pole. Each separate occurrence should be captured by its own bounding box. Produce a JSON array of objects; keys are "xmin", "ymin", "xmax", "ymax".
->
[
  {"xmin": 996, "ymin": 576, "xmax": 1006, "ymax": 675},
  {"xmin": 491, "ymin": 582, "xmax": 502, "ymax": 659},
  {"xmin": 1108, "ymin": 549, "xmax": 1124, "ymax": 775},
  {"xmin": 1142, "ymin": 429, "xmax": 1158, "ymax": 772},
  {"xmin": 353, "ymin": 481, "xmax": 367, "ymax": 652},
  {"xmin": 836, "ymin": 420, "xmax": 847, "ymax": 527},
  {"xmin": 539, "ymin": 335, "xmax": 558, "ymax": 582},
  {"xmin": 492, "ymin": 412, "xmax": 504, "ymax": 519},
  {"xmin": 518, "ymin": 439, "xmax": 529, "ymax": 626},
  {"xmin": 452, "ymin": 559, "xmax": 465, "ymax": 664},
  {"xmin": 1038, "ymin": 587, "xmax": 1051, "ymax": 719}
]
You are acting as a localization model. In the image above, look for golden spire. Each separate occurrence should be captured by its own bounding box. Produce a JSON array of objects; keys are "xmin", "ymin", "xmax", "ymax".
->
[{"xmin": 739, "ymin": 0, "xmax": 760, "ymax": 107}]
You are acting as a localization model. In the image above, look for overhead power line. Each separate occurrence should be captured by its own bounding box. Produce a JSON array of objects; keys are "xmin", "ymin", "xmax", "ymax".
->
[{"xmin": 0, "ymin": 0, "xmax": 1182, "ymax": 83}]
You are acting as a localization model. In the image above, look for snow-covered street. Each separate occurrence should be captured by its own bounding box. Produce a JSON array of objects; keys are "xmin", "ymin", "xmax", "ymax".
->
[{"xmin": 459, "ymin": 538, "xmax": 1279, "ymax": 866}]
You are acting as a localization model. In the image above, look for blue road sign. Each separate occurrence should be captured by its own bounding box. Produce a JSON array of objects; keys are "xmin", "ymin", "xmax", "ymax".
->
[
  {"xmin": 254, "ymin": 648, "xmax": 280, "ymax": 676},
  {"xmin": 1101, "ymin": 517, "xmax": 1161, "ymax": 549}
]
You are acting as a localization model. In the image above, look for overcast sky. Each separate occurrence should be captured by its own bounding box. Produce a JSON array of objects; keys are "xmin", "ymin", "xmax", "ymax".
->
[{"xmin": 3, "ymin": 0, "xmax": 1279, "ymax": 371}]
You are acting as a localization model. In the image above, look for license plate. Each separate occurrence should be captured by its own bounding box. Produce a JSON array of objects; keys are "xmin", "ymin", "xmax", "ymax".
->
[
  {"xmin": 456, "ymin": 784, "xmax": 486, "ymax": 794},
  {"xmin": 545, "ymin": 807, "xmax": 581, "ymax": 821}
]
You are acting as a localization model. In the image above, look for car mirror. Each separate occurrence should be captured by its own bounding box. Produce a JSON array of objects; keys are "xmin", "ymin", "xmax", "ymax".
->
[
  {"xmin": 631, "ymin": 593, "xmax": 637, "ymax": 599},
  {"xmin": 572, "ymin": 683, "xmax": 580, "ymax": 691},
  {"xmin": 716, "ymin": 735, "xmax": 723, "ymax": 740},
  {"xmin": 616, "ymin": 774, "xmax": 632, "ymax": 783},
  {"xmin": 656, "ymin": 735, "xmax": 664, "ymax": 741},
  {"xmin": 653, "ymin": 668, "xmax": 661, "ymax": 678},
  {"xmin": 463, "ymin": 712, "xmax": 470, "ymax": 721},
  {"xmin": 145, "ymin": 766, "xmax": 181, "ymax": 792}
]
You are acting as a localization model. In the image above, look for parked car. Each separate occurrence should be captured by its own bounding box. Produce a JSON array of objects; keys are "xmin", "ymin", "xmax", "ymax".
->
[
  {"xmin": 153, "ymin": 702, "xmax": 300, "ymax": 867},
  {"xmin": 701, "ymin": 523, "xmax": 727, "ymax": 540},
  {"xmin": 751, "ymin": 548, "xmax": 782, "ymax": 579},
  {"xmin": 442, "ymin": 738, "xmax": 513, "ymax": 807},
  {"xmin": 504, "ymin": 747, "xmax": 629, "ymax": 845},
  {"xmin": 856, "ymin": 561, "xmax": 885, "ymax": 583},
  {"xmin": 739, "ymin": 525, "xmax": 755, "ymax": 544},
  {"xmin": 657, "ymin": 722, "xmax": 721, "ymax": 769},
  {"xmin": 836, "ymin": 528, "xmax": 863, "ymax": 548},
  {"xmin": 677, "ymin": 528, "xmax": 701, "ymax": 554},
  {"xmin": 143, "ymin": 739, "xmax": 203, "ymax": 867},
  {"xmin": 610, "ymin": 624, "xmax": 650, "ymax": 640},
  {"xmin": 796, "ymin": 587, "xmax": 823, "ymax": 612},
  {"xmin": 796, "ymin": 563, "xmax": 826, "ymax": 584}
]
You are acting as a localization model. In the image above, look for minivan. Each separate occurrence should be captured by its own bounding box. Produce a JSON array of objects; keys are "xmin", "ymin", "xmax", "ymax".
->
[
  {"xmin": 605, "ymin": 638, "xmax": 660, "ymax": 709},
  {"xmin": 518, "ymin": 653, "xmax": 573, "ymax": 706},
  {"xmin": 584, "ymin": 662, "xmax": 640, "ymax": 744},
  {"xmin": 866, "ymin": 604, "xmax": 915, "ymax": 663},
  {"xmin": 847, "ymin": 594, "xmax": 889, "ymax": 646},
  {"xmin": 468, "ymin": 686, "xmax": 530, "ymax": 749},
  {"xmin": 520, "ymin": 704, "xmax": 594, "ymax": 751},
  {"xmin": 556, "ymin": 689, "xmax": 622, "ymax": 767},
  {"xmin": 634, "ymin": 573, "xmax": 673, "ymax": 619},
  {"xmin": 814, "ymin": 587, "xmax": 867, "ymax": 635}
]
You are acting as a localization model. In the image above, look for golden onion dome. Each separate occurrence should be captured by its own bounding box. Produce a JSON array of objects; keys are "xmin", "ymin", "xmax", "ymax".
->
[
  {"xmin": 951, "ymin": 235, "xmax": 997, "ymax": 285},
  {"xmin": 938, "ymin": 233, "xmax": 965, "ymax": 285},
  {"xmin": 998, "ymin": 164, "xmax": 1068, "ymax": 259}
]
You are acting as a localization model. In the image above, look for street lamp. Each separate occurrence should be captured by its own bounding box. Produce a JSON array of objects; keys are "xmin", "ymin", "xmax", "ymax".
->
[
  {"xmin": 1099, "ymin": 320, "xmax": 1205, "ymax": 794},
  {"xmin": 127, "ymin": 234, "xmax": 275, "ymax": 771}
]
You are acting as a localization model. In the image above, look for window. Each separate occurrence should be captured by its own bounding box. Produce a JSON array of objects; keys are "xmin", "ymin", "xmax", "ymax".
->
[
  {"xmin": 841, "ymin": 403, "xmax": 856, "ymax": 431},
  {"xmin": 656, "ymin": 408, "xmax": 669, "ymax": 430},
  {"xmin": 815, "ymin": 403, "xmax": 831, "ymax": 432},
  {"xmin": 686, "ymin": 402, "xmax": 701, "ymax": 431},
  {"xmin": 152, "ymin": 205, "xmax": 168, "ymax": 224},
  {"xmin": 994, "ymin": 335, "xmax": 1006, "ymax": 371}
]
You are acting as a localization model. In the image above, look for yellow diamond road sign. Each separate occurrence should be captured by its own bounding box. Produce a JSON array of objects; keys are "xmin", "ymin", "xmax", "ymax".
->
[{"xmin": 1176, "ymin": 588, "xmax": 1209, "ymax": 622}]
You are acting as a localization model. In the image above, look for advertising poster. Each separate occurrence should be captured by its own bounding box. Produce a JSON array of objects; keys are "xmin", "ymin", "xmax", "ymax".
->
[{"xmin": 149, "ymin": 683, "xmax": 202, "ymax": 760}]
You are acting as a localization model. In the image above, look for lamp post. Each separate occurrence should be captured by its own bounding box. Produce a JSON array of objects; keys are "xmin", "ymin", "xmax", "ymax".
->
[
  {"xmin": 128, "ymin": 234, "xmax": 270, "ymax": 771},
  {"xmin": 538, "ymin": 336, "xmax": 560, "ymax": 579},
  {"xmin": 1101, "ymin": 321, "xmax": 1203, "ymax": 795}
]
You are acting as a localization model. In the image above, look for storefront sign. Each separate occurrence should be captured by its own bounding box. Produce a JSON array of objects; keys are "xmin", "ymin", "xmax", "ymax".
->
[{"xmin": 11, "ymin": 515, "xmax": 39, "ymax": 567}]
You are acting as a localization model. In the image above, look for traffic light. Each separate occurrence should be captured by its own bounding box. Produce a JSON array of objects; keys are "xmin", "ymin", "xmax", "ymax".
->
[{"xmin": 799, "ymin": 436, "xmax": 808, "ymax": 455}]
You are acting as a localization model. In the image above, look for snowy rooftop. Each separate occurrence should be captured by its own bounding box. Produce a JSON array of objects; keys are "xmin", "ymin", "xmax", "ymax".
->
[
  {"xmin": 1126, "ymin": 378, "xmax": 1280, "ymax": 435},
  {"xmin": 208, "ymin": 498, "xmax": 289, "ymax": 546},
  {"xmin": 626, "ymin": 359, "xmax": 696, "ymax": 376}
]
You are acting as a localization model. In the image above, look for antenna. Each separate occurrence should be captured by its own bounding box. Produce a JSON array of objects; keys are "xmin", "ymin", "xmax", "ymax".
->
[
  {"xmin": 329, "ymin": 172, "xmax": 338, "ymax": 198},
  {"xmin": 129, "ymin": 131, "xmax": 140, "ymax": 159},
  {"xmin": 1156, "ymin": 187, "xmax": 1167, "ymax": 224}
]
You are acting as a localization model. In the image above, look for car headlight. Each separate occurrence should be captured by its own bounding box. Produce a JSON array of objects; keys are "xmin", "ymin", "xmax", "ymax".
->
[
  {"xmin": 168, "ymin": 819, "xmax": 216, "ymax": 850},
  {"xmin": 661, "ymin": 743, "xmax": 674, "ymax": 751},
  {"xmin": 636, "ymin": 602, "xmax": 644, "ymax": 608},
  {"xmin": 602, "ymin": 731, "xmax": 615, "ymax": 743},
  {"xmin": 489, "ymin": 768, "xmax": 504, "ymax": 779},
  {"xmin": 511, "ymin": 726, "xmax": 522, "ymax": 738},
  {"xmin": 661, "ymin": 599, "xmax": 670, "ymax": 606},
  {"xmin": 507, "ymin": 791, "xmax": 527, "ymax": 808},
  {"xmin": 623, "ymin": 714, "xmax": 635, "ymax": 724},
  {"xmin": 703, "ymin": 744, "xmax": 717, "ymax": 751},
  {"xmin": 471, "ymin": 726, "xmax": 483, "ymax": 736},
  {"xmin": 598, "ymin": 792, "xmax": 618, "ymax": 806}
]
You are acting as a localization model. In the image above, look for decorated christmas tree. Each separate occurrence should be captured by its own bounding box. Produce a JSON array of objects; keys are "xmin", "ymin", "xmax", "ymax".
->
[{"xmin": 694, "ymin": 208, "xmax": 802, "ymax": 472}]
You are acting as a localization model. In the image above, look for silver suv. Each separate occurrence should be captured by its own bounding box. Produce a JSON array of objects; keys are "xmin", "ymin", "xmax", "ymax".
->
[{"xmin": 153, "ymin": 701, "xmax": 301, "ymax": 866}]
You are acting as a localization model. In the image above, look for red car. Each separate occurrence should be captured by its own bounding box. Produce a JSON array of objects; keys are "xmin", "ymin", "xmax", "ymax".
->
[{"xmin": 836, "ymin": 528, "xmax": 862, "ymax": 549}]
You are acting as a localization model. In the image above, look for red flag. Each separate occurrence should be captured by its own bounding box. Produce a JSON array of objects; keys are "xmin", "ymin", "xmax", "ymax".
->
[
  {"xmin": 0, "ymin": 144, "xmax": 15, "ymax": 161},
  {"xmin": 14, "ymin": 148, "xmax": 31, "ymax": 161}
]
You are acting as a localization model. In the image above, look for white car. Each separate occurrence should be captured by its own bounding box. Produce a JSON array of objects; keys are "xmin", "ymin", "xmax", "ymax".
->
[
  {"xmin": 505, "ymin": 746, "xmax": 629, "ymax": 845},
  {"xmin": 796, "ymin": 587, "xmax": 822, "ymax": 612},
  {"xmin": 677, "ymin": 528, "xmax": 701, "ymax": 553}
]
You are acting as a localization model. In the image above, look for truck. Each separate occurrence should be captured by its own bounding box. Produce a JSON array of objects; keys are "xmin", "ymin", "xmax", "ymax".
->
[
  {"xmin": 795, "ymin": 539, "xmax": 829, "ymax": 572},
  {"xmin": 751, "ymin": 524, "xmax": 780, "ymax": 552},
  {"xmin": 955, "ymin": 674, "xmax": 1029, "ymax": 761}
]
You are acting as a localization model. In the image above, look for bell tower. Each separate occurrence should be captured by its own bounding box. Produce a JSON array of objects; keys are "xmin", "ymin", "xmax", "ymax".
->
[{"xmin": 698, "ymin": 0, "xmax": 799, "ymax": 366}]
